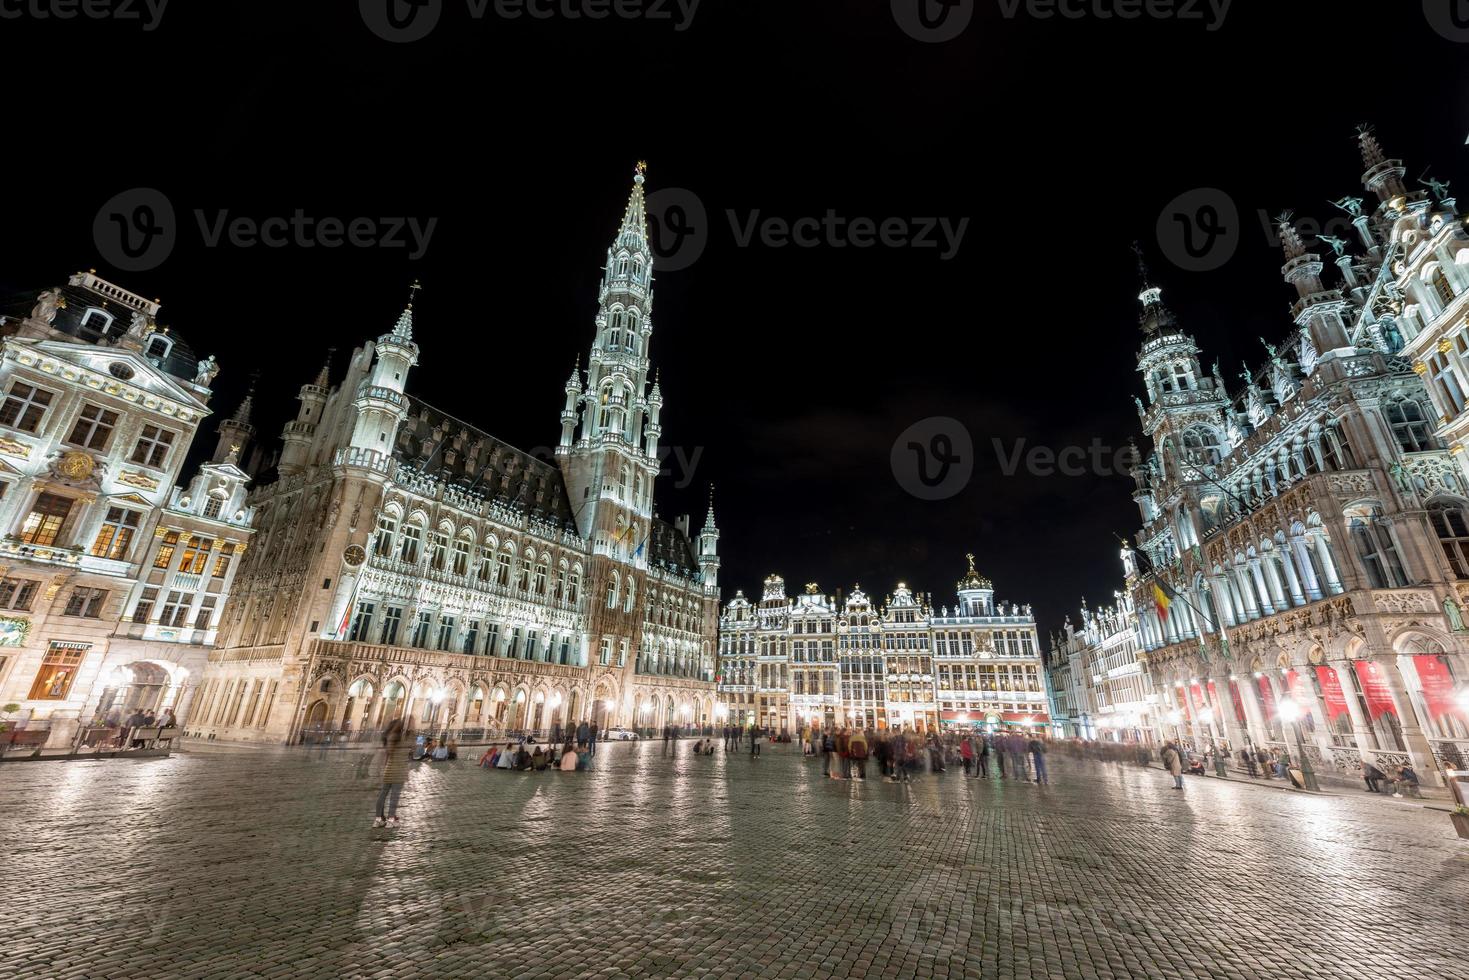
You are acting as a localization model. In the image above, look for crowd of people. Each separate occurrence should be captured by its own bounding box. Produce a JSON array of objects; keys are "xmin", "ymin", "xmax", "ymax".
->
[
  {"xmin": 792, "ymin": 727, "xmax": 1050, "ymax": 784},
  {"xmin": 97, "ymin": 705, "xmax": 177, "ymax": 749}
]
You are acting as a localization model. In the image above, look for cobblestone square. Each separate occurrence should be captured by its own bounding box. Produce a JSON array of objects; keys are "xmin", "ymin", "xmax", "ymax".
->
[{"xmin": 4, "ymin": 743, "xmax": 1466, "ymax": 979}]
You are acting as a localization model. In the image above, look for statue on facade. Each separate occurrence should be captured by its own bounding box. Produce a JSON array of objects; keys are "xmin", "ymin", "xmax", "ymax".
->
[
  {"xmin": 194, "ymin": 354, "xmax": 219, "ymax": 386},
  {"xmin": 1419, "ymin": 174, "xmax": 1452, "ymax": 202},
  {"xmin": 1317, "ymin": 234, "xmax": 1350, "ymax": 257},
  {"xmin": 1390, "ymin": 461, "xmax": 1411, "ymax": 494},
  {"xmin": 1330, "ymin": 195, "xmax": 1365, "ymax": 218},
  {"xmin": 30, "ymin": 288, "xmax": 65, "ymax": 324},
  {"xmin": 123, "ymin": 310, "xmax": 155, "ymax": 345},
  {"xmin": 1444, "ymin": 595, "xmax": 1466, "ymax": 633}
]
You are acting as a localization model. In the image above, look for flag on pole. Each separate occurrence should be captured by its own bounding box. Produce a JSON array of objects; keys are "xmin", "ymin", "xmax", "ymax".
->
[
  {"xmin": 334, "ymin": 576, "xmax": 360, "ymax": 638},
  {"xmin": 1152, "ymin": 579, "xmax": 1178, "ymax": 623}
]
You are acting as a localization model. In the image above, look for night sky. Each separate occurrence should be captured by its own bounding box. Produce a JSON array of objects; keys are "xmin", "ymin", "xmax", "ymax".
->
[{"xmin": 6, "ymin": 1, "xmax": 1467, "ymax": 641}]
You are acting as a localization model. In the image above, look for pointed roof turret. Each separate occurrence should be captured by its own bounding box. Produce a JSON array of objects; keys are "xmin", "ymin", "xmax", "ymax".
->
[
  {"xmin": 1133, "ymin": 243, "xmax": 1180, "ymax": 336},
  {"xmin": 702, "ymin": 484, "xmax": 717, "ymax": 531},
  {"xmin": 391, "ymin": 280, "xmax": 421, "ymax": 341},
  {"xmin": 566, "ymin": 354, "xmax": 583, "ymax": 392},
  {"xmin": 313, "ymin": 348, "xmax": 335, "ymax": 388},
  {"xmin": 1357, "ymin": 123, "xmax": 1407, "ymax": 202},
  {"xmin": 615, "ymin": 161, "xmax": 651, "ymax": 252}
]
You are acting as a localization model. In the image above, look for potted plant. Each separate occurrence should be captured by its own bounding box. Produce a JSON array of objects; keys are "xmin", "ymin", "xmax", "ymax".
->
[
  {"xmin": 0, "ymin": 702, "xmax": 18, "ymax": 732},
  {"xmin": 1452, "ymin": 805, "xmax": 1469, "ymax": 840}
]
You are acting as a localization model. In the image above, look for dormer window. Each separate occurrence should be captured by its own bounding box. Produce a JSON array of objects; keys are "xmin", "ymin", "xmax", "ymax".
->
[
  {"xmin": 79, "ymin": 307, "xmax": 115, "ymax": 336},
  {"xmin": 145, "ymin": 335, "xmax": 173, "ymax": 361}
]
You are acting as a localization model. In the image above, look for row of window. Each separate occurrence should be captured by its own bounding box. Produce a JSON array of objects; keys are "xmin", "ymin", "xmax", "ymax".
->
[
  {"xmin": 0, "ymin": 381, "xmax": 176, "ymax": 467},
  {"xmin": 374, "ymin": 516, "xmax": 583, "ymax": 602},
  {"xmin": 346, "ymin": 601, "xmax": 583, "ymax": 665}
]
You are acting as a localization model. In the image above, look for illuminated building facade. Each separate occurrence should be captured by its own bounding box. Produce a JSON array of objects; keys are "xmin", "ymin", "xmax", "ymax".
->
[
  {"xmin": 716, "ymin": 556, "xmax": 1047, "ymax": 732},
  {"xmin": 1126, "ymin": 128, "xmax": 1469, "ymax": 782}
]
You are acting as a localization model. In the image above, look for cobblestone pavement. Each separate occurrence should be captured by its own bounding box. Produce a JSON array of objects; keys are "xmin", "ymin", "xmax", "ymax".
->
[{"xmin": 4, "ymin": 741, "xmax": 1466, "ymax": 979}]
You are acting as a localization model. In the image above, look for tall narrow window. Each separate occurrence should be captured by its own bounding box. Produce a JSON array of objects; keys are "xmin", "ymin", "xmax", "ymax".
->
[
  {"xmin": 154, "ymin": 530, "xmax": 179, "ymax": 568},
  {"xmin": 211, "ymin": 542, "xmax": 236, "ymax": 578},
  {"xmin": 19, "ymin": 492, "xmax": 73, "ymax": 546},
  {"xmin": 380, "ymin": 606, "xmax": 403, "ymax": 646},
  {"xmin": 0, "ymin": 578, "xmax": 38, "ymax": 611},
  {"xmin": 399, "ymin": 524, "xmax": 421, "ymax": 564},
  {"xmin": 374, "ymin": 515, "xmax": 397, "ymax": 557},
  {"xmin": 1385, "ymin": 399, "xmax": 1436, "ymax": 452},
  {"xmin": 349, "ymin": 601, "xmax": 376, "ymax": 642},
  {"xmin": 90, "ymin": 507, "xmax": 141, "ymax": 560},
  {"xmin": 158, "ymin": 590, "xmax": 192, "ymax": 627},
  {"xmin": 1428, "ymin": 501, "xmax": 1469, "ymax": 579},
  {"xmin": 194, "ymin": 595, "xmax": 217, "ymax": 630}
]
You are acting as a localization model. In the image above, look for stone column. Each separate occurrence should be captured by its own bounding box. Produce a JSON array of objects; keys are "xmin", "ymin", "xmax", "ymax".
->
[
  {"xmin": 1328, "ymin": 660, "xmax": 1375, "ymax": 753},
  {"xmin": 1236, "ymin": 673, "xmax": 1271, "ymax": 748},
  {"xmin": 1249, "ymin": 561, "xmax": 1276, "ymax": 616},
  {"xmin": 1277, "ymin": 550, "xmax": 1306, "ymax": 607},
  {"xmin": 1291, "ymin": 536, "xmax": 1322, "ymax": 600},
  {"xmin": 1313, "ymin": 534, "xmax": 1344, "ymax": 594},
  {"xmin": 1375, "ymin": 654, "xmax": 1442, "ymax": 784},
  {"xmin": 1209, "ymin": 675, "xmax": 1242, "ymax": 752}
]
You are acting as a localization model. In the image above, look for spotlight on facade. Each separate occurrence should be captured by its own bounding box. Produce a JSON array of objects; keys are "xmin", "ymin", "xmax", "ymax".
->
[{"xmin": 1278, "ymin": 698, "xmax": 1301, "ymax": 723}]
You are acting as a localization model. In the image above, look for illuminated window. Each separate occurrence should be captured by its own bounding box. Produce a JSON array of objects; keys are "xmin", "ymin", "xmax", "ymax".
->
[
  {"xmin": 27, "ymin": 642, "xmax": 88, "ymax": 700},
  {"xmin": 154, "ymin": 530, "xmax": 180, "ymax": 568},
  {"xmin": 90, "ymin": 507, "xmax": 141, "ymax": 560},
  {"xmin": 19, "ymin": 492, "xmax": 73, "ymax": 546},
  {"xmin": 178, "ymin": 536, "xmax": 214, "ymax": 575}
]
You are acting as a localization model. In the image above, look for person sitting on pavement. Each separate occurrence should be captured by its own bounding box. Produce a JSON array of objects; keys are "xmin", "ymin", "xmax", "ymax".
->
[
  {"xmin": 478, "ymin": 747, "xmax": 496, "ymax": 769},
  {"xmin": 531, "ymin": 746, "xmax": 547, "ymax": 770},
  {"xmin": 1187, "ymin": 755, "xmax": 1206, "ymax": 776},
  {"xmin": 1392, "ymin": 764, "xmax": 1422, "ymax": 798},
  {"xmin": 431, "ymin": 741, "xmax": 450, "ymax": 761},
  {"xmin": 496, "ymin": 744, "xmax": 516, "ymax": 769},
  {"xmin": 560, "ymin": 743, "xmax": 579, "ymax": 771},
  {"xmin": 445, "ymin": 739, "xmax": 458, "ymax": 760},
  {"xmin": 1361, "ymin": 760, "xmax": 1386, "ymax": 792}
]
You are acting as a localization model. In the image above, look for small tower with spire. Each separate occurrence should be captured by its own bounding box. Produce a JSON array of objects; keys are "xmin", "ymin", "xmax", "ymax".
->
[
  {"xmin": 212, "ymin": 377, "xmax": 257, "ymax": 466},
  {"xmin": 348, "ymin": 284, "xmax": 421, "ymax": 460},
  {"xmin": 558, "ymin": 355, "xmax": 582, "ymax": 450},
  {"xmin": 698, "ymin": 485, "xmax": 720, "ymax": 594},
  {"xmin": 1358, "ymin": 123, "xmax": 1407, "ymax": 205},
  {"xmin": 279, "ymin": 350, "xmax": 336, "ymax": 476}
]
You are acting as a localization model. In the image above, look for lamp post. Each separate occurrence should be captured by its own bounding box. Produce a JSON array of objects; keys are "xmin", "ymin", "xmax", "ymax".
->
[{"xmin": 1277, "ymin": 698, "xmax": 1320, "ymax": 792}]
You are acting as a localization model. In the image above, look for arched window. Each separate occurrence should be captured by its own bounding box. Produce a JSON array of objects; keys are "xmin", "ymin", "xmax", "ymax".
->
[
  {"xmin": 79, "ymin": 307, "xmax": 115, "ymax": 335},
  {"xmin": 1385, "ymin": 398, "xmax": 1436, "ymax": 452},
  {"xmin": 1320, "ymin": 422, "xmax": 1357, "ymax": 471},
  {"xmin": 145, "ymin": 334, "xmax": 173, "ymax": 360},
  {"xmin": 1428, "ymin": 500, "xmax": 1469, "ymax": 579},
  {"xmin": 1345, "ymin": 504, "xmax": 1407, "ymax": 589},
  {"xmin": 606, "ymin": 572, "xmax": 620, "ymax": 609},
  {"xmin": 1430, "ymin": 267, "xmax": 1455, "ymax": 308},
  {"xmin": 1180, "ymin": 426, "xmax": 1223, "ymax": 465},
  {"xmin": 624, "ymin": 577, "xmax": 636, "ymax": 614},
  {"xmin": 398, "ymin": 522, "xmax": 422, "ymax": 564}
]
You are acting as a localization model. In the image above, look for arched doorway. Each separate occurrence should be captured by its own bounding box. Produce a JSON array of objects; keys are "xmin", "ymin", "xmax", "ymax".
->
[
  {"xmin": 380, "ymin": 681, "xmax": 406, "ymax": 725},
  {"xmin": 345, "ymin": 678, "xmax": 374, "ymax": 732},
  {"xmin": 303, "ymin": 699, "xmax": 329, "ymax": 730}
]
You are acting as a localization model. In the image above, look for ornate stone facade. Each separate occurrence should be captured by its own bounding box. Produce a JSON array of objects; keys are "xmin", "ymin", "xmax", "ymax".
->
[
  {"xmin": 0, "ymin": 271, "xmax": 252, "ymax": 747},
  {"xmin": 1126, "ymin": 129, "xmax": 1469, "ymax": 782},
  {"xmin": 717, "ymin": 557, "xmax": 1046, "ymax": 734},
  {"xmin": 191, "ymin": 169, "xmax": 721, "ymax": 744}
]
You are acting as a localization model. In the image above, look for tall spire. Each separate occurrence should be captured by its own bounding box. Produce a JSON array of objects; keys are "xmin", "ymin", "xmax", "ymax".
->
[
  {"xmin": 213, "ymin": 375, "xmax": 257, "ymax": 466},
  {"xmin": 617, "ymin": 161, "xmax": 650, "ymax": 252},
  {"xmin": 391, "ymin": 280, "xmax": 421, "ymax": 341},
  {"xmin": 1133, "ymin": 243, "xmax": 1178, "ymax": 336},
  {"xmin": 313, "ymin": 348, "xmax": 335, "ymax": 388},
  {"xmin": 703, "ymin": 484, "xmax": 717, "ymax": 531}
]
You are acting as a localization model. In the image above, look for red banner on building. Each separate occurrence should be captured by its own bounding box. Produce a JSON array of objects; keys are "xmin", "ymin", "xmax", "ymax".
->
[
  {"xmin": 1257, "ymin": 676, "xmax": 1276, "ymax": 720},
  {"xmin": 1190, "ymin": 683, "xmax": 1205, "ymax": 711},
  {"xmin": 1314, "ymin": 665, "xmax": 1350, "ymax": 723},
  {"xmin": 1413, "ymin": 655, "xmax": 1458, "ymax": 720},
  {"xmin": 1229, "ymin": 680, "xmax": 1247, "ymax": 725},
  {"xmin": 1353, "ymin": 660, "xmax": 1397, "ymax": 720}
]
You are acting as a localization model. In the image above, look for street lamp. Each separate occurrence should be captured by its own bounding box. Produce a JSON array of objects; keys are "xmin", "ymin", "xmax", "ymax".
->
[{"xmin": 1277, "ymin": 698, "xmax": 1320, "ymax": 792}]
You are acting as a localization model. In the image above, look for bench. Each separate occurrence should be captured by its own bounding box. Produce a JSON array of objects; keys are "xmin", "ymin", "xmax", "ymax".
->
[
  {"xmin": 80, "ymin": 726, "xmax": 121, "ymax": 748},
  {"xmin": 1, "ymin": 729, "xmax": 51, "ymax": 754},
  {"xmin": 129, "ymin": 726, "xmax": 162, "ymax": 748},
  {"xmin": 153, "ymin": 726, "xmax": 179, "ymax": 748}
]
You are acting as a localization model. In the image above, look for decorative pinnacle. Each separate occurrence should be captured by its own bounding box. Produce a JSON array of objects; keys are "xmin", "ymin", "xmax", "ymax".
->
[
  {"xmin": 635, "ymin": 160, "xmax": 648, "ymax": 185},
  {"xmin": 314, "ymin": 348, "xmax": 335, "ymax": 388},
  {"xmin": 1357, "ymin": 123, "xmax": 1386, "ymax": 168},
  {"xmin": 1275, "ymin": 210, "xmax": 1306, "ymax": 259},
  {"xmin": 391, "ymin": 281, "xmax": 420, "ymax": 340}
]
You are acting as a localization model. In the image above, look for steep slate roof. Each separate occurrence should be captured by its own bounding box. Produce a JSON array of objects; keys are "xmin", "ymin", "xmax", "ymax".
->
[
  {"xmin": 649, "ymin": 517, "xmax": 699, "ymax": 577},
  {"xmin": 392, "ymin": 396, "xmax": 576, "ymax": 527}
]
